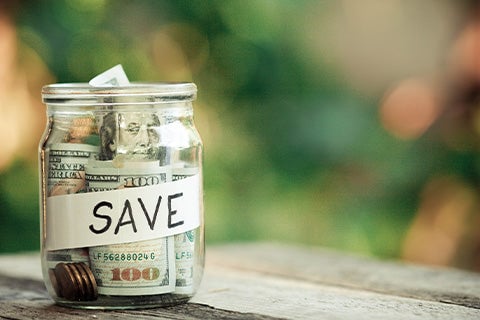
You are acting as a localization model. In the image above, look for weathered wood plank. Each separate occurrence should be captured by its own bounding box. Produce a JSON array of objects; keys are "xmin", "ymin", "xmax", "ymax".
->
[
  {"xmin": 0, "ymin": 273, "xmax": 282, "ymax": 320},
  {"xmin": 0, "ymin": 297, "xmax": 280, "ymax": 320},
  {"xmin": 0, "ymin": 243, "xmax": 479, "ymax": 319},
  {"xmin": 206, "ymin": 242, "xmax": 480, "ymax": 309},
  {"xmin": 195, "ymin": 264, "xmax": 480, "ymax": 320},
  {"xmin": 1, "ymin": 263, "xmax": 478, "ymax": 320},
  {"xmin": 0, "ymin": 300, "xmax": 281, "ymax": 320}
]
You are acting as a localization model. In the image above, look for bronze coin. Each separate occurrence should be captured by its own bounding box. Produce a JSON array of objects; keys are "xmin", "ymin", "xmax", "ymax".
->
[
  {"xmin": 70, "ymin": 263, "xmax": 92, "ymax": 300},
  {"xmin": 65, "ymin": 263, "xmax": 86, "ymax": 300},
  {"xmin": 75, "ymin": 263, "xmax": 97, "ymax": 300},
  {"xmin": 77, "ymin": 262, "xmax": 98, "ymax": 300},
  {"xmin": 54, "ymin": 263, "xmax": 79, "ymax": 301},
  {"xmin": 48, "ymin": 268, "xmax": 62, "ymax": 298}
]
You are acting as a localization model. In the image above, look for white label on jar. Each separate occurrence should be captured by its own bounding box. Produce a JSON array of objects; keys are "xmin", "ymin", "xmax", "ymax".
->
[{"xmin": 45, "ymin": 174, "xmax": 201, "ymax": 251}]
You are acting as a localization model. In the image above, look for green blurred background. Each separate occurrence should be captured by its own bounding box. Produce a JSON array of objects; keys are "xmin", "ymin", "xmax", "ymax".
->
[{"xmin": 1, "ymin": 0, "xmax": 479, "ymax": 271}]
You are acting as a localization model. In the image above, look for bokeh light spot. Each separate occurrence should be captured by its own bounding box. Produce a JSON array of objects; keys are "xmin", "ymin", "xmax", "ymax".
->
[{"xmin": 380, "ymin": 78, "xmax": 440, "ymax": 140}]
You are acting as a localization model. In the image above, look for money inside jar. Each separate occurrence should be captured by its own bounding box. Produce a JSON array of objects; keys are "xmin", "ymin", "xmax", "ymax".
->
[
  {"xmin": 85, "ymin": 160, "xmax": 176, "ymax": 296},
  {"xmin": 45, "ymin": 123, "xmax": 99, "ymax": 301},
  {"xmin": 40, "ymin": 65, "xmax": 204, "ymax": 308}
]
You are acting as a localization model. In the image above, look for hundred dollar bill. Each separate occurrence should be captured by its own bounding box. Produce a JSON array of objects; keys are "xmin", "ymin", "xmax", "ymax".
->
[
  {"xmin": 90, "ymin": 65, "xmax": 164, "ymax": 161},
  {"xmin": 174, "ymin": 230, "xmax": 196, "ymax": 294},
  {"xmin": 86, "ymin": 160, "xmax": 175, "ymax": 296},
  {"xmin": 89, "ymin": 238, "xmax": 173, "ymax": 296},
  {"xmin": 90, "ymin": 64, "xmax": 131, "ymax": 160},
  {"xmin": 85, "ymin": 159, "xmax": 171, "ymax": 191},
  {"xmin": 172, "ymin": 166, "xmax": 200, "ymax": 294},
  {"xmin": 96, "ymin": 111, "xmax": 162, "ymax": 161},
  {"xmin": 47, "ymin": 143, "xmax": 98, "ymax": 196},
  {"xmin": 46, "ymin": 143, "xmax": 98, "ymax": 268}
]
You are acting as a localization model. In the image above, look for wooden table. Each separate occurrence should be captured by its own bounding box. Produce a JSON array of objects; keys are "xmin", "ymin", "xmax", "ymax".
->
[{"xmin": 0, "ymin": 242, "xmax": 479, "ymax": 319}]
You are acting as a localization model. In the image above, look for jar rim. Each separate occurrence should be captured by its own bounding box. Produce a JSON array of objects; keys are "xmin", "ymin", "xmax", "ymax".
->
[{"xmin": 42, "ymin": 82, "xmax": 197, "ymax": 105}]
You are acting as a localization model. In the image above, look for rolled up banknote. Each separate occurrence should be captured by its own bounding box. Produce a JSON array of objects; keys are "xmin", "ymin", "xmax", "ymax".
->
[
  {"xmin": 172, "ymin": 166, "xmax": 199, "ymax": 294},
  {"xmin": 89, "ymin": 64, "xmax": 130, "ymax": 87},
  {"xmin": 96, "ymin": 111, "xmax": 163, "ymax": 161},
  {"xmin": 47, "ymin": 143, "xmax": 98, "ymax": 196},
  {"xmin": 46, "ymin": 142, "xmax": 98, "ymax": 270},
  {"xmin": 46, "ymin": 248, "xmax": 90, "ymax": 269},
  {"xmin": 90, "ymin": 64, "xmax": 130, "ymax": 161},
  {"xmin": 86, "ymin": 160, "xmax": 175, "ymax": 296}
]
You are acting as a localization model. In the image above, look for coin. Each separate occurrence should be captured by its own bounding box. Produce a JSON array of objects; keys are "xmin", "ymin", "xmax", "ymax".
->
[
  {"xmin": 48, "ymin": 268, "xmax": 62, "ymax": 298},
  {"xmin": 51, "ymin": 262, "xmax": 99, "ymax": 301},
  {"xmin": 75, "ymin": 262, "xmax": 98, "ymax": 300},
  {"xmin": 54, "ymin": 262, "xmax": 79, "ymax": 301},
  {"xmin": 80, "ymin": 262, "xmax": 98, "ymax": 300},
  {"xmin": 65, "ymin": 263, "xmax": 86, "ymax": 300},
  {"xmin": 71, "ymin": 263, "xmax": 92, "ymax": 300}
]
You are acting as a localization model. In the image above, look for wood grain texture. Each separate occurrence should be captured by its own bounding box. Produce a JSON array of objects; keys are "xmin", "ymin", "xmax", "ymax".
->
[
  {"xmin": 0, "ymin": 243, "xmax": 479, "ymax": 319},
  {"xmin": 205, "ymin": 242, "xmax": 480, "ymax": 309},
  {"xmin": 0, "ymin": 273, "xmax": 282, "ymax": 320}
]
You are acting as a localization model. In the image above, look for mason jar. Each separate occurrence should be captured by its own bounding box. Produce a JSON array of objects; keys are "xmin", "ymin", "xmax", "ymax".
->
[{"xmin": 39, "ymin": 83, "xmax": 204, "ymax": 309}]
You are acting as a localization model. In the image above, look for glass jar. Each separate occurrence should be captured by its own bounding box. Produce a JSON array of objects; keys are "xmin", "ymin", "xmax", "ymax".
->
[{"xmin": 39, "ymin": 83, "xmax": 204, "ymax": 309}]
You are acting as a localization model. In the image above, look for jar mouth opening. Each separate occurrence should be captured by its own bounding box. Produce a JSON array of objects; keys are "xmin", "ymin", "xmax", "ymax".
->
[{"xmin": 42, "ymin": 82, "xmax": 197, "ymax": 106}]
